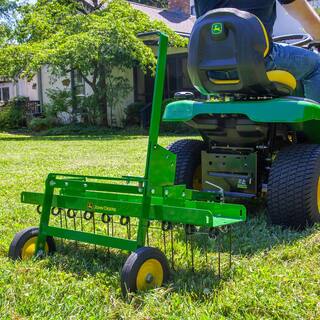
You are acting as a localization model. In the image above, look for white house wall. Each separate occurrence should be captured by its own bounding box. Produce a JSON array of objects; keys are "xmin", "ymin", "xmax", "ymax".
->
[
  {"xmin": 16, "ymin": 77, "xmax": 39, "ymax": 101},
  {"xmin": 111, "ymin": 68, "xmax": 134, "ymax": 127},
  {"xmin": 41, "ymin": 66, "xmax": 134, "ymax": 127},
  {"xmin": 41, "ymin": 66, "xmax": 71, "ymax": 105}
]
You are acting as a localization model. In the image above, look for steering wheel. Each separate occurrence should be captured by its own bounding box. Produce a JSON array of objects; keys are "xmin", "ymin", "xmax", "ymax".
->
[{"xmin": 272, "ymin": 33, "xmax": 312, "ymax": 47}]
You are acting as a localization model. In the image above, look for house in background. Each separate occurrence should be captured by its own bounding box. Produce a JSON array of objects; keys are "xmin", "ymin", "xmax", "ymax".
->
[
  {"xmin": 36, "ymin": 0, "xmax": 195, "ymax": 126},
  {"xmin": 0, "ymin": 76, "xmax": 39, "ymax": 104},
  {"xmin": 2, "ymin": 0, "xmax": 319, "ymax": 126}
]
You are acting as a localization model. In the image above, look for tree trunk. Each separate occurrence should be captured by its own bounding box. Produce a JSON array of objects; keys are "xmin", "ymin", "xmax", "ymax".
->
[{"xmin": 97, "ymin": 62, "xmax": 108, "ymax": 126}]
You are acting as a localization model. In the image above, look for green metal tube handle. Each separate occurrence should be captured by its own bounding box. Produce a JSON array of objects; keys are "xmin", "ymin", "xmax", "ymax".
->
[{"xmin": 137, "ymin": 31, "xmax": 169, "ymax": 247}]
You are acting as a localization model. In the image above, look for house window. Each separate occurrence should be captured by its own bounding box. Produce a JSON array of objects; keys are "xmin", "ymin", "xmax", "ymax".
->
[
  {"xmin": 74, "ymin": 70, "xmax": 85, "ymax": 96},
  {"xmin": 0, "ymin": 87, "xmax": 10, "ymax": 101}
]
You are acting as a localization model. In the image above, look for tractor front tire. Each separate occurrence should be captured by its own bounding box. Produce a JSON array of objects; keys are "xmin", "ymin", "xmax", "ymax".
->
[
  {"xmin": 267, "ymin": 144, "xmax": 320, "ymax": 229},
  {"xmin": 167, "ymin": 139, "xmax": 205, "ymax": 189}
]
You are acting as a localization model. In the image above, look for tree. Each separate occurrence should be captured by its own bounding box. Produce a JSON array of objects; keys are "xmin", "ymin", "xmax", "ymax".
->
[
  {"xmin": 0, "ymin": 0, "xmax": 186, "ymax": 125},
  {"xmin": 0, "ymin": 0, "xmax": 17, "ymax": 47}
]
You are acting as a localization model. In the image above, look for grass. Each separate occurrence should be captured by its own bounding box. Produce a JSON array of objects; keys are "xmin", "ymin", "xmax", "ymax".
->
[{"xmin": 0, "ymin": 130, "xmax": 320, "ymax": 320}]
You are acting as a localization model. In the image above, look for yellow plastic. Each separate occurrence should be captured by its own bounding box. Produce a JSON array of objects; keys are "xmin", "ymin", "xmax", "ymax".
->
[
  {"xmin": 210, "ymin": 79, "xmax": 240, "ymax": 85},
  {"xmin": 256, "ymin": 17, "xmax": 270, "ymax": 58},
  {"xmin": 21, "ymin": 237, "xmax": 48, "ymax": 260},
  {"xmin": 136, "ymin": 258, "xmax": 163, "ymax": 291},
  {"xmin": 267, "ymin": 70, "xmax": 297, "ymax": 90}
]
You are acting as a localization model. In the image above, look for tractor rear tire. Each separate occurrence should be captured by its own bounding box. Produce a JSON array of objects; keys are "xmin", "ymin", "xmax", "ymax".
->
[
  {"xmin": 167, "ymin": 139, "xmax": 205, "ymax": 189},
  {"xmin": 267, "ymin": 144, "xmax": 320, "ymax": 229}
]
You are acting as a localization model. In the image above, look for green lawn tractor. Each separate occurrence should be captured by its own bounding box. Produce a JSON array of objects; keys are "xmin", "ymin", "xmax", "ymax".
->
[
  {"xmin": 164, "ymin": 8, "xmax": 320, "ymax": 230},
  {"xmin": 8, "ymin": 31, "xmax": 246, "ymax": 295}
]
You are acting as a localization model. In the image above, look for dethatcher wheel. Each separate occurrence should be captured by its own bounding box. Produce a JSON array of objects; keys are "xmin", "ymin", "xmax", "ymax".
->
[
  {"xmin": 167, "ymin": 139, "xmax": 205, "ymax": 189},
  {"xmin": 267, "ymin": 144, "xmax": 320, "ymax": 229},
  {"xmin": 121, "ymin": 247, "xmax": 170, "ymax": 295},
  {"xmin": 8, "ymin": 227, "xmax": 56, "ymax": 260}
]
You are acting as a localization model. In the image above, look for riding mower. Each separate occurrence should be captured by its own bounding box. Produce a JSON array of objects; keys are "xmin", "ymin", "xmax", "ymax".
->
[{"xmin": 164, "ymin": 8, "xmax": 320, "ymax": 230}]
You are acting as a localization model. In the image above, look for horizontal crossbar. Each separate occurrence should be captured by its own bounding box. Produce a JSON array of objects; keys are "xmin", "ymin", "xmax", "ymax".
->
[
  {"xmin": 22, "ymin": 191, "xmax": 246, "ymax": 228},
  {"xmin": 43, "ymin": 226, "xmax": 138, "ymax": 251}
]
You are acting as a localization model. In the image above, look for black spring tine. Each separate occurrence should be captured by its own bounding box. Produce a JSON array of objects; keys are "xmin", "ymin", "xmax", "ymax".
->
[
  {"xmin": 146, "ymin": 226, "xmax": 150, "ymax": 247},
  {"xmin": 64, "ymin": 209, "xmax": 68, "ymax": 229},
  {"xmin": 163, "ymin": 230, "xmax": 167, "ymax": 256},
  {"xmin": 107, "ymin": 221, "xmax": 110, "ymax": 257},
  {"xmin": 92, "ymin": 213, "xmax": 96, "ymax": 252},
  {"xmin": 218, "ymin": 230, "xmax": 221, "ymax": 279},
  {"xmin": 127, "ymin": 220, "xmax": 131, "ymax": 240},
  {"xmin": 191, "ymin": 234, "xmax": 195, "ymax": 272},
  {"xmin": 80, "ymin": 210, "xmax": 83, "ymax": 232},
  {"xmin": 73, "ymin": 215, "xmax": 77, "ymax": 230},
  {"xmin": 205, "ymin": 233, "xmax": 208, "ymax": 265},
  {"xmin": 73, "ymin": 214, "xmax": 78, "ymax": 248},
  {"xmin": 185, "ymin": 227, "xmax": 189, "ymax": 268},
  {"xmin": 229, "ymin": 225, "xmax": 232, "ymax": 269},
  {"xmin": 111, "ymin": 217, "xmax": 114, "ymax": 237},
  {"xmin": 59, "ymin": 209, "xmax": 63, "ymax": 246},
  {"xmin": 170, "ymin": 227, "xmax": 175, "ymax": 270}
]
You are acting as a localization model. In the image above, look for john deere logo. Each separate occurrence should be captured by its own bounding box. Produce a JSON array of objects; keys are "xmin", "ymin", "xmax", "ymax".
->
[
  {"xmin": 212, "ymin": 23, "xmax": 223, "ymax": 35},
  {"xmin": 87, "ymin": 202, "xmax": 94, "ymax": 210}
]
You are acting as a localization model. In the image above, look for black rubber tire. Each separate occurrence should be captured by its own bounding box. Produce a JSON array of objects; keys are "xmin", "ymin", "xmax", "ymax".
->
[
  {"xmin": 267, "ymin": 144, "xmax": 320, "ymax": 229},
  {"xmin": 8, "ymin": 226, "xmax": 56, "ymax": 260},
  {"xmin": 121, "ymin": 247, "xmax": 170, "ymax": 296},
  {"xmin": 167, "ymin": 139, "xmax": 205, "ymax": 188}
]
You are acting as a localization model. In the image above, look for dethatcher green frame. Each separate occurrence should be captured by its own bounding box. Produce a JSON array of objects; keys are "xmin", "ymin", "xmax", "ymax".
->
[{"xmin": 21, "ymin": 32, "xmax": 246, "ymax": 257}]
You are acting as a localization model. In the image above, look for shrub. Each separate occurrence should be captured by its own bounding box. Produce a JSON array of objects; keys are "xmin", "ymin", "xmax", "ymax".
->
[
  {"xmin": 44, "ymin": 89, "xmax": 73, "ymax": 118},
  {"xmin": 125, "ymin": 101, "xmax": 146, "ymax": 126},
  {"xmin": 28, "ymin": 117, "xmax": 55, "ymax": 132},
  {"xmin": 78, "ymin": 95, "xmax": 101, "ymax": 125},
  {"xmin": 0, "ymin": 98, "xmax": 27, "ymax": 130}
]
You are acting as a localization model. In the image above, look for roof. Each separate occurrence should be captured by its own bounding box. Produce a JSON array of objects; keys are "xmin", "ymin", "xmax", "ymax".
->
[
  {"xmin": 129, "ymin": 2, "xmax": 195, "ymax": 37},
  {"xmin": 79, "ymin": 0, "xmax": 195, "ymax": 36}
]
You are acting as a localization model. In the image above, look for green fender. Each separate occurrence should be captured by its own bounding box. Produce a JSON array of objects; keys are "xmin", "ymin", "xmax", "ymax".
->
[{"xmin": 163, "ymin": 98, "xmax": 320, "ymax": 123}]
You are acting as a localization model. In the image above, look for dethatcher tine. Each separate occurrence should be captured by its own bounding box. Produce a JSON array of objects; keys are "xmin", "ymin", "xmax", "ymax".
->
[{"xmin": 9, "ymin": 31, "xmax": 246, "ymax": 295}]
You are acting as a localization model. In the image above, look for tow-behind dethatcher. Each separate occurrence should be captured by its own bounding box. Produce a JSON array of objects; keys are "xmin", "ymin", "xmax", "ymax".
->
[{"xmin": 9, "ymin": 32, "xmax": 246, "ymax": 295}]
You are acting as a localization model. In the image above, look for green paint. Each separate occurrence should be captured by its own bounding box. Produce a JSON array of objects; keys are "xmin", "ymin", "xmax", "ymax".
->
[
  {"xmin": 212, "ymin": 22, "xmax": 223, "ymax": 35},
  {"xmin": 163, "ymin": 99, "xmax": 320, "ymax": 122},
  {"xmin": 17, "ymin": 32, "xmax": 245, "ymax": 258}
]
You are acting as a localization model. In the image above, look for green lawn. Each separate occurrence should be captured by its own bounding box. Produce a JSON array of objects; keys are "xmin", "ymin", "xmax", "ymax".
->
[{"xmin": 0, "ymin": 131, "xmax": 320, "ymax": 320}]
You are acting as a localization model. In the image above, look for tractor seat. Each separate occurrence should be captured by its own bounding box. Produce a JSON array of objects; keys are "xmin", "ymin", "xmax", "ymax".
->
[
  {"xmin": 188, "ymin": 8, "xmax": 298, "ymax": 97},
  {"xmin": 209, "ymin": 70, "xmax": 297, "ymax": 94}
]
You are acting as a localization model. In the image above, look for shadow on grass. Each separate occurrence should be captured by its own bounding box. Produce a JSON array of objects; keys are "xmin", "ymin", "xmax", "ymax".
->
[
  {"xmin": 0, "ymin": 126, "xmax": 196, "ymax": 142},
  {"xmin": 45, "ymin": 240, "xmax": 226, "ymax": 298},
  {"xmin": 46, "ymin": 241, "xmax": 128, "ymax": 276},
  {"xmin": 0, "ymin": 134, "xmax": 147, "ymax": 142},
  {"xmin": 40, "ymin": 210, "xmax": 316, "ymax": 298}
]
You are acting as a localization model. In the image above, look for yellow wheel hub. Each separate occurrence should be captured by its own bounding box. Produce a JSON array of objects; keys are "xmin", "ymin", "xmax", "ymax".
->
[
  {"xmin": 193, "ymin": 165, "xmax": 202, "ymax": 190},
  {"xmin": 21, "ymin": 237, "xmax": 48, "ymax": 260},
  {"xmin": 317, "ymin": 178, "xmax": 320, "ymax": 213},
  {"xmin": 136, "ymin": 258, "xmax": 163, "ymax": 291}
]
